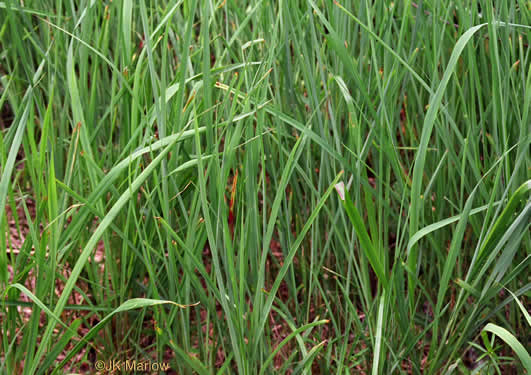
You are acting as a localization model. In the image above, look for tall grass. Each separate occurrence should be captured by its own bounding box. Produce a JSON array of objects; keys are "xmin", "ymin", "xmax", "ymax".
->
[{"xmin": 1, "ymin": 0, "xmax": 529, "ymax": 373}]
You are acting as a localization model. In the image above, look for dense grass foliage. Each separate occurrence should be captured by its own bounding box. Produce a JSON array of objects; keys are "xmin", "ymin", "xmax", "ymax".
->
[{"xmin": 1, "ymin": 1, "xmax": 530, "ymax": 373}]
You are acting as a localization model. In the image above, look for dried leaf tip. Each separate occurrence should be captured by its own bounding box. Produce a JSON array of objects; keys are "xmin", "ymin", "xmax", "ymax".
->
[{"xmin": 335, "ymin": 182, "xmax": 345, "ymax": 201}]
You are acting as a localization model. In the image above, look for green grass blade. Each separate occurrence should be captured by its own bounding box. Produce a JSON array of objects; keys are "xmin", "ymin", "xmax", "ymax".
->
[
  {"xmin": 335, "ymin": 181, "xmax": 388, "ymax": 289},
  {"xmin": 408, "ymin": 23, "xmax": 488, "ymax": 309},
  {"xmin": 482, "ymin": 323, "xmax": 531, "ymax": 372}
]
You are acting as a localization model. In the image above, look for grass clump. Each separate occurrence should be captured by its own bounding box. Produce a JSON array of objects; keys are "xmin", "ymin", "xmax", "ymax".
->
[{"xmin": 1, "ymin": 1, "xmax": 529, "ymax": 373}]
